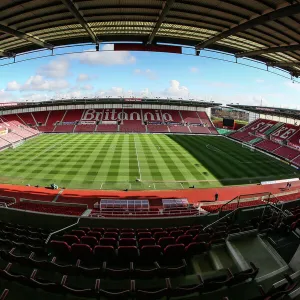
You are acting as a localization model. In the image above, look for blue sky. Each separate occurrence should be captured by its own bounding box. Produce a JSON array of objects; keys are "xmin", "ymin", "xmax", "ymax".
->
[{"xmin": 0, "ymin": 43, "xmax": 299, "ymax": 108}]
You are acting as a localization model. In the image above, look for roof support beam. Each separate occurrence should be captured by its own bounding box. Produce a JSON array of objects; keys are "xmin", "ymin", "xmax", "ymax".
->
[
  {"xmin": 0, "ymin": 50, "xmax": 15, "ymax": 58},
  {"xmin": 61, "ymin": 0, "xmax": 99, "ymax": 44},
  {"xmin": 195, "ymin": 3, "xmax": 300, "ymax": 49},
  {"xmin": 267, "ymin": 61, "xmax": 300, "ymax": 67},
  {"xmin": 147, "ymin": 0, "xmax": 176, "ymax": 44},
  {"xmin": 235, "ymin": 44, "xmax": 300, "ymax": 57},
  {"xmin": 0, "ymin": 23, "xmax": 53, "ymax": 50}
]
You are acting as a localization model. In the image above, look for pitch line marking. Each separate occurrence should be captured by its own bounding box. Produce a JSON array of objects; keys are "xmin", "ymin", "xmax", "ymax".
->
[{"xmin": 133, "ymin": 135, "xmax": 142, "ymax": 181}]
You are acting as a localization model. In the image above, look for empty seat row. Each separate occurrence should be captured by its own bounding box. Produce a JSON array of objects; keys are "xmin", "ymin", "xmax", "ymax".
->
[
  {"xmin": 0, "ymin": 260, "xmax": 259, "ymax": 299},
  {"xmin": 50, "ymin": 240, "xmax": 209, "ymax": 264},
  {"xmin": 61, "ymin": 234, "xmax": 216, "ymax": 250}
]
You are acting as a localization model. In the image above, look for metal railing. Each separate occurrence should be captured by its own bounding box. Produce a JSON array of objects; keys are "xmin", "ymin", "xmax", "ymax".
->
[{"xmin": 45, "ymin": 217, "xmax": 81, "ymax": 244}]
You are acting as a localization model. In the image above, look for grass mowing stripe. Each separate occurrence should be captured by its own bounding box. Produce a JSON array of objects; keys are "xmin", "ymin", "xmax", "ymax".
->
[{"xmin": 0, "ymin": 133, "xmax": 297, "ymax": 190}]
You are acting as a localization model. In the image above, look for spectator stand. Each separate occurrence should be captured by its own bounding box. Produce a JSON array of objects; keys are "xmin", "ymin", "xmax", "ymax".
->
[{"xmin": 0, "ymin": 196, "xmax": 16, "ymax": 208}]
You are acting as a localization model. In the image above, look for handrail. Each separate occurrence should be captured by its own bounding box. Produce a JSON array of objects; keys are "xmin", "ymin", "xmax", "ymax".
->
[
  {"xmin": 206, "ymin": 191, "xmax": 272, "ymax": 215},
  {"xmin": 203, "ymin": 208, "xmax": 238, "ymax": 231},
  {"xmin": 267, "ymin": 203, "xmax": 289, "ymax": 218},
  {"xmin": 45, "ymin": 217, "xmax": 81, "ymax": 244}
]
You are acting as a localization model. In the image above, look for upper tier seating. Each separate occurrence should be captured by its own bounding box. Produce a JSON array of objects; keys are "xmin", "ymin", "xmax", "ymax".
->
[
  {"xmin": 288, "ymin": 130, "xmax": 300, "ymax": 150},
  {"xmin": 17, "ymin": 113, "xmax": 36, "ymax": 126},
  {"xmin": 44, "ymin": 110, "xmax": 66, "ymax": 127},
  {"xmin": 270, "ymin": 123, "xmax": 299, "ymax": 143},
  {"xmin": 180, "ymin": 111, "xmax": 202, "ymax": 124},
  {"xmin": 32, "ymin": 111, "xmax": 50, "ymax": 125}
]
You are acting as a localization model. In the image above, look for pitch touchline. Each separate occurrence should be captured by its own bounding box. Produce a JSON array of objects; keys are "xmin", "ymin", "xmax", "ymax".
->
[{"xmin": 133, "ymin": 135, "xmax": 142, "ymax": 181}]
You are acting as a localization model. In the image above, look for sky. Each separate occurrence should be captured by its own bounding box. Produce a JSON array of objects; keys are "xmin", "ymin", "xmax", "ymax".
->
[{"xmin": 0, "ymin": 43, "xmax": 299, "ymax": 108}]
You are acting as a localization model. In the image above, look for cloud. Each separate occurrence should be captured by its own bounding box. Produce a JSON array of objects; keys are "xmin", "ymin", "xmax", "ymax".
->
[
  {"xmin": 256, "ymin": 79, "xmax": 265, "ymax": 83},
  {"xmin": 134, "ymin": 69, "xmax": 157, "ymax": 80},
  {"xmin": 71, "ymin": 44, "xmax": 136, "ymax": 66},
  {"xmin": 6, "ymin": 75, "xmax": 69, "ymax": 92},
  {"xmin": 37, "ymin": 58, "xmax": 70, "ymax": 78},
  {"xmin": 163, "ymin": 80, "xmax": 189, "ymax": 98},
  {"xmin": 77, "ymin": 74, "xmax": 90, "ymax": 82},
  {"xmin": 285, "ymin": 81, "xmax": 300, "ymax": 91},
  {"xmin": 189, "ymin": 67, "xmax": 199, "ymax": 73},
  {"xmin": 6, "ymin": 81, "xmax": 21, "ymax": 91},
  {"xmin": 80, "ymin": 84, "xmax": 94, "ymax": 91},
  {"xmin": 0, "ymin": 89, "xmax": 17, "ymax": 102}
]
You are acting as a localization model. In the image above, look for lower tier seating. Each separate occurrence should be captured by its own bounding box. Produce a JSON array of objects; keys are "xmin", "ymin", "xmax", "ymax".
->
[
  {"xmin": 168, "ymin": 125, "xmax": 190, "ymax": 133},
  {"xmin": 256, "ymin": 140, "xmax": 281, "ymax": 152},
  {"xmin": 273, "ymin": 146, "xmax": 300, "ymax": 160},
  {"xmin": 74, "ymin": 125, "xmax": 96, "ymax": 132},
  {"xmin": 11, "ymin": 202, "xmax": 86, "ymax": 216},
  {"xmin": 54, "ymin": 125, "xmax": 75, "ymax": 133},
  {"xmin": 147, "ymin": 125, "xmax": 169, "ymax": 133},
  {"xmin": 189, "ymin": 126, "xmax": 210, "ymax": 134},
  {"xmin": 95, "ymin": 124, "xmax": 118, "ymax": 132}
]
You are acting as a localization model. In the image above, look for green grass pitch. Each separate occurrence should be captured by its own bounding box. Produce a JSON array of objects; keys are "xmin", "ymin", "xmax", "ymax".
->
[{"xmin": 0, "ymin": 133, "xmax": 297, "ymax": 190}]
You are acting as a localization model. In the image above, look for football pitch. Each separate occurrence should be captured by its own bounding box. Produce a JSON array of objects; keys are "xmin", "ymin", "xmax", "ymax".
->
[{"xmin": 0, "ymin": 133, "xmax": 297, "ymax": 190}]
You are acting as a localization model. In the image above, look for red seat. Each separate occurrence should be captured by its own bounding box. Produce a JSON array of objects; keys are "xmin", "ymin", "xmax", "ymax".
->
[
  {"xmin": 169, "ymin": 230, "xmax": 184, "ymax": 239},
  {"xmin": 86, "ymin": 231, "xmax": 102, "ymax": 240},
  {"xmin": 138, "ymin": 238, "xmax": 156, "ymax": 247},
  {"xmin": 92, "ymin": 228, "xmax": 105, "ymax": 233},
  {"xmin": 179, "ymin": 226, "xmax": 191, "ymax": 232},
  {"xmin": 176, "ymin": 235, "xmax": 193, "ymax": 246},
  {"xmin": 164, "ymin": 244, "xmax": 185, "ymax": 261},
  {"xmin": 63, "ymin": 235, "xmax": 80, "ymax": 246},
  {"xmin": 158, "ymin": 237, "xmax": 175, "ymax": 249},
  {"xmin": 71, "ymin": 243, "xmax": 93, "ymax": 261},
  {"xmin": 153, "ymin": 231, "xmax": 168, "ymax": 241},
  {"xmin": 140, "ymin": 245, "xmax": 162, "ymax": 261},
  {"xmin": 99, "ymin": 238, "xmax": 117, "ymax": 248},
  {"xmin": 78, "ymin": 227, "xmax": 90, "ymax": 233},
  {"xmin": 151, "ymin": 228, "xmax": 163, "ymax": 234},
  {"xmin": 120, "ymin": 232, "xmax": 135, "ymax": 239},
  {"xmin": 185, "ymin": 242, "xmax": 208, "ymax": 256},
  {"xmin": 193, "ymin": 233, "xmax": 210, "ymax": 243},
  {"xmin": 104, "ymin": 232, "xmax": 118, "ymax": 239},
  {"xmin": 81, "ymin": 236, "xmax": 98, "ymax": 248},
  {"xmin": 119, "ymin": 238, "xmax": 136, "ymax": 246},
  {"xmin": 137, "ymin": 232, "xmax": 152, "ymax": 239},
  {"xmin": 118, "ymin": 246, "xmax": 139, "ymax": 262},
  {"xmin": 70, "ymin": 230, "xmax": 86, "ymax": 238},
  {"xmin": 49, "ymin": 240, "xmax": 70, "ymax": 259},
  {"xmin": 120, "ymin": 228, "xmax": 134, "ymax": 232},
  {"xmin": 106, "ymin": 228, "xmax": 119, "ymax": 233},
  {"xmin": 94, "ymin": 245, "xmax": 116, "ymax": 262},
  {"xmin": 185, "ymin": 229, "xmax": 199, "ymax": 236}
]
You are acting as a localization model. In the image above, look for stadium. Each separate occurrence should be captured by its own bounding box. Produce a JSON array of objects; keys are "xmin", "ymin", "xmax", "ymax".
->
[{"xmin": 0, "ymin": 0, "xmax": 299, "ymax": 299}]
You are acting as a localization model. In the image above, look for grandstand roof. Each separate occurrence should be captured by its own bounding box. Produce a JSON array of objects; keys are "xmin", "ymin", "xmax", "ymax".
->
[
  {"xmin": 229, "ymin": 104, "xmax": 300, "ymax": 119},
  {"xmin": 0, "ymin": 98, "xmax": 221, "ymax": 111},
  {"xmin": 0, "ymin": 0, "xmax": 300, "ymax": 77}
]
